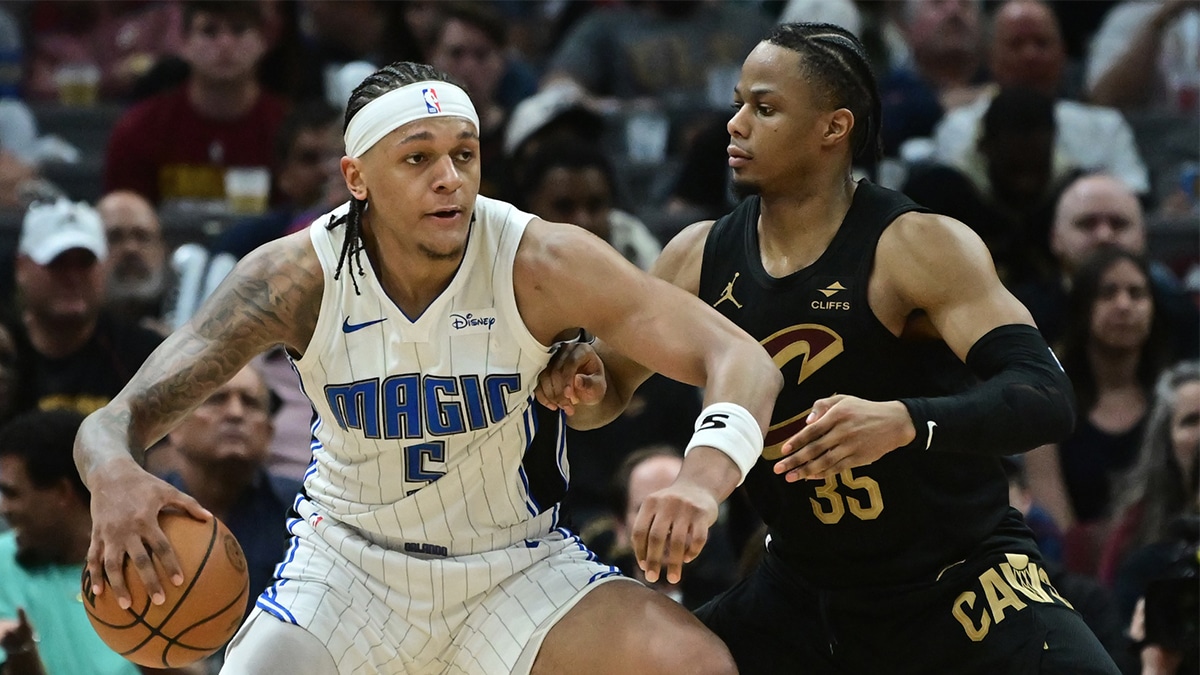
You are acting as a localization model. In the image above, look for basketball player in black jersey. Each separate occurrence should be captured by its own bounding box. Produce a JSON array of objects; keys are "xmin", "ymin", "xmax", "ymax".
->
[{"xmin": 537, "ymin": 23, "xmax": 1120, "ymax": 674}]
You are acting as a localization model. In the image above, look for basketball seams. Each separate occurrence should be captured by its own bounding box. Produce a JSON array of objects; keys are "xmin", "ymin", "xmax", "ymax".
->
[
  {"xmin": 103, "ymin": 516, "xmax": 219, "ymax": 666},
  {"xmin": 83, "ymin": 515, "xmax": 251, "ymax": 668}
]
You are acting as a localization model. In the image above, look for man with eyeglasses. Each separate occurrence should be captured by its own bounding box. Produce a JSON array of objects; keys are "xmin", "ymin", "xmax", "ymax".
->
[
  {"xmin": 97, "ymin": 190, "xmax": 171, "ymax": 335},
  {"xmin": 103, "ymin": 0, "xmax": 287, "ymax": 208}
]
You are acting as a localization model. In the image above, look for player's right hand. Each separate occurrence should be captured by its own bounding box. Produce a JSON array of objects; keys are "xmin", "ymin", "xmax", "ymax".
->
[
  {"xmin": 535, "ymin": 339, "xmax": 606, "ymax": 416},
  {"xmin": 631, "ymin": 477, "xmax": 719, "ymax": 585},
  {"xmin": 84, "ymin": 457, "xmax": 210, "ymax": 610}
]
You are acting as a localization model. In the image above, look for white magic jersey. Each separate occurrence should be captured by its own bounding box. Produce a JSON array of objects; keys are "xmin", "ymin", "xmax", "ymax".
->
[{"xmin": 293, "ymin": 196, "xmax": 564, "ymax": 557}]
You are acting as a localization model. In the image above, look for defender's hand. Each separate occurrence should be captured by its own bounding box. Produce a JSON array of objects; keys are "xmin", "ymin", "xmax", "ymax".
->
[
  {"xmin": 535, "ymin": 340, "xmax": 606, "ymax": 416},
  {"xmin": 774, "ymin": 395, "xmax": 916, "ymax": 481},
  {"xmin": 631, "ymin": 477, "xmax": 718, "ymax": 585},
  {"xmin": 85, "ymin": 458, "xmax": 210, "ymax": 610}
]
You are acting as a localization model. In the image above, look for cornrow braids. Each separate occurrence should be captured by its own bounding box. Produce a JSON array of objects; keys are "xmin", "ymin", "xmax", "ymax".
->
[
  {"xmin": 765, "ymin": 23, "xmax": 883, "ymax": 164},
  {"xmin": 327, "ymin": 61, "xmax": 465, "ymax": 294}
]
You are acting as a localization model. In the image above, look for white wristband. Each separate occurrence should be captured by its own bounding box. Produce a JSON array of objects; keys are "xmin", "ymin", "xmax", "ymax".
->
[{"xmin": 684, "ymin": 402, "xmax": 764, "ymax": 485}]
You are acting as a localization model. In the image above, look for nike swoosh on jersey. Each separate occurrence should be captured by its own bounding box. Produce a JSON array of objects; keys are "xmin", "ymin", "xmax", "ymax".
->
[
  {"xmin": 926, "ymin": 420, "xmax": 937, "ymax": 450},
  {"xmin": 342, "ymin": 317, "xmax": 388, "ymax": 333}
]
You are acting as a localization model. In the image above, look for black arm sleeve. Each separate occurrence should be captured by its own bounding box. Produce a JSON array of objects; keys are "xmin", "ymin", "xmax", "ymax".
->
[{"xmin": 899, "ymin": 324, "xmax": 1075, "ymax": 455}]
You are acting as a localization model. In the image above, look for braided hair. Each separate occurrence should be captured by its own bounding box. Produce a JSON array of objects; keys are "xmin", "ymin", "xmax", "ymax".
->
[
  {"xmin": 764, "ymin": 23, "xmax": 882, "ymax": 164},
  {"xmin": 329, "ymin": 62, "xmax": 465, "ymax": 293}
]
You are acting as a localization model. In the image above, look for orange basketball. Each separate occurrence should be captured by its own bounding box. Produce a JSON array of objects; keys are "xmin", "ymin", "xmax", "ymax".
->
[{"xmin": 81, "ymin": 512, "xmax": 250, "ymax": 668}]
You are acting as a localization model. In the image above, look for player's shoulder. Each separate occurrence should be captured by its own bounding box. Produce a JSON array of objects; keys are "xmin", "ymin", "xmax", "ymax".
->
[
  {"xmin": 881, "ymin": 210, "xmax": 985, "ymax": 260},
  {"xmin": 237, "ymin": 228, "xmax": 323, "ymax": 295},
  {"xmin": 877, "ymin": 210, "xmax": 998, "ymax": 294}
]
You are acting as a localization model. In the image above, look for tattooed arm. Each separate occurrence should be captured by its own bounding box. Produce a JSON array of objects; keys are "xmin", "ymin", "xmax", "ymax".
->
[{"xmin": 75, "ymin": 231, "xmax": 324, "ymax": 608}]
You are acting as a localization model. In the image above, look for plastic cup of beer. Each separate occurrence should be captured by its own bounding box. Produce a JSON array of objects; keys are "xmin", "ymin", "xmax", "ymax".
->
[
  {"xmin": 224, "ymin": 167, "xmax": 271, "ymax": 215},
  {"xmin": 55, "ymin": 63, "xmax": 100, "ymax": 106}
]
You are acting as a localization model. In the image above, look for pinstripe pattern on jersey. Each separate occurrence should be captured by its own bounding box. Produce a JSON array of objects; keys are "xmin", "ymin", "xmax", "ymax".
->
[
  {"xmin": 293, "ymin": 197, "xmax": 559, "ymax": 557},
  {"xmin": 242, "ymin": 501, "xmax": 625, "ymax": 675}
]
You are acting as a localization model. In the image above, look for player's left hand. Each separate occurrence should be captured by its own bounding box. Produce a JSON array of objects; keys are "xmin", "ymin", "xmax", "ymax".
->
[
  {"xmin": 631, "ymin": 477, "xmax": 719, "ymax": 585},
  {"xmin": 774, "ymin": 395, "xmax": 916, "ymax": 481}
]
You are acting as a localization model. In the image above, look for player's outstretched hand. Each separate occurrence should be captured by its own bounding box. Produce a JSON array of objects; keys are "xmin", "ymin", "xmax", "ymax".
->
[
  {"xmin": 631, "ymin": 478, "xmax": 719, "ymax": 585},
  {"xmin": 774, "ymin": 395, "xmax": 916, "ymax": 481},
  {"xmin": 535, "ymin": 340, "xmax": 606, "ymax": 416},
  {"xmin": 84, "ymin": 458, "xmax": 211, "ymax": 611}
]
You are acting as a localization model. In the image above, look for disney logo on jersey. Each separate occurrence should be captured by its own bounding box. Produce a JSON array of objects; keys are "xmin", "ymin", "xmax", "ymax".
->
[
  {"xmin": 423, "ymin": 88, "xmax": 441, "ymax": 113},
  {"xmin": 759, "ymin": 323, "xmax": 844, "ymax": 459},
  {"xmin": 450, "ymin": 311, "xmax": 497, "ymax": 333},
  {"xmin": 812, "ymin": 279, "xmax": 850, "ymax": 311}
]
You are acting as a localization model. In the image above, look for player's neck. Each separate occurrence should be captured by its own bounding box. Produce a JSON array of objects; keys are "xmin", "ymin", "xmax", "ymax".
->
[
  {"xmin": 362, "ymin": 219, "xmax": 463, "ymax": 319},
  {"xmin": 756, "ymin": 173, "xmax": 856, "ymax": 277}
]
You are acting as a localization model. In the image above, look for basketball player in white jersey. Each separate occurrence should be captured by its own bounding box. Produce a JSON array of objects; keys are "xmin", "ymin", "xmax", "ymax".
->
[{"xmin": 74, "ymin": 62, "xmax": 782, "ymax": 674}]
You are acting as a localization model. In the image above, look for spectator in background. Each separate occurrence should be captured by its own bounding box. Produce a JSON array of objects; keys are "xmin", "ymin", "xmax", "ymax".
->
[
  {"xmin": 777, "ymin": 0, "xmax": 862, "ymax": 36},
  {"xmin": 0, "ymin": 409, "xmax": 141, "ymax": 675},
  {"xmin": 8, "ymin": 199, "xmax": 162, "ymax": 416},
  {"xmin": 1101, "ymin": 361, "xmax": 1199, "ymax": 611},
  {"xmin": 516, "ymin": 139, "xmax": 661, "ymax": 271},
  {"xmin": 501, "ymin": 82, "xmax": 605, "ymax": 199},
  {"xmin": 878, "ymin": 0, "xmax": 986, "ymax": 157},
  {"xmin": 103, "ymin": 1, "xmax": 287, "ymax": 207},
  {"xmin": 1015, "ymin": 173, "xmax": 1199, "ymax": 358},
  {"xmin": 24, "ymin": 0, "xmax": 183, "ymax": 103},
  {"xmin": 211, "ymin": 101, "xmax": 342, "ymax": 259},
  {"xmin": 1025, "ymin": 247, "xmax": 1173, "ymax": 577},
  {"xmin": 97, "ymin": 190, "xmax": 170, "ymax": 335},
  {"xmin": 542, "ymin": 0, "xmax": 771, "ymax": 103},
  {"xmin": 659, "ymin": 113, "xmax": 739, "ymax": 237},
  {"xmin": 1087, "ymin": 0, "xmax": 1200, "ymax": 114},
  {"xmin": 933, "ymin": 0, "xmax": 1149, "ymax": 195},
  {"xmin": 427, "ymin": 2, "xmax": 536, "ymax": 198},
  {"xmin": 286, "ymin": 0, "xmax": 424, "ymax": 106},
  {"xmin": 152, "ymin": 364, "xmax": 299, "ymax": 617},
  {"xmin": 903, "ymin": 86, "xmax": 1064, "ymax": 285}
]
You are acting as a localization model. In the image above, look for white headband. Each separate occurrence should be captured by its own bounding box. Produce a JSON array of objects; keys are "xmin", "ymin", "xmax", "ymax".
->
[{"xmin": 344, "ymin": 80, "xmax": 480, "ymax": 158}]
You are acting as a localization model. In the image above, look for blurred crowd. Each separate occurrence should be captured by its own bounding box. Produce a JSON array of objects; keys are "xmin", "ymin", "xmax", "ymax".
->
[{"xmin": 0, "ymin": 1, "xmax": 1196, "ymax": 674}]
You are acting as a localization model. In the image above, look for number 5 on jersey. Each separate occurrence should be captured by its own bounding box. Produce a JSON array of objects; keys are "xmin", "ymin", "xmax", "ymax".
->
[{"xmin": 405, "ymin": 441, "xmax": 447, "ymax": 495}]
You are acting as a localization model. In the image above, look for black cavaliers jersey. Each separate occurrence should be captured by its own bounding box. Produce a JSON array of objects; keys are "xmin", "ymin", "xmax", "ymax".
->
[{"xmin": 699, "ymin": 181, "xmax": 1014, "ymax": 589}]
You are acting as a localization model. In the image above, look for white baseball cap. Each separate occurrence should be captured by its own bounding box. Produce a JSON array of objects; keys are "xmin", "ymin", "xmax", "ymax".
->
[
  {"xmin": 19, "ymin": 198, "xmax": 107, "ymax": 265},
  {"xmin": 503, "ymin": 83, "xmax": 605, "ymax": 157}
]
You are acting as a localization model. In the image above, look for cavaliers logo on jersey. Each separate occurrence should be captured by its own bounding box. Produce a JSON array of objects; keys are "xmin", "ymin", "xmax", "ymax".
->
[{"xmin": 759, "ymin": 323, "xmax": 844, "ymax": 459}]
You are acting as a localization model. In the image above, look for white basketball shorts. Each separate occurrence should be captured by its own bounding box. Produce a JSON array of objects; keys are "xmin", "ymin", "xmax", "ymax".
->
[{"xmin": 223, "ymin": 500, "xmax": 625, "ymax": 674}]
